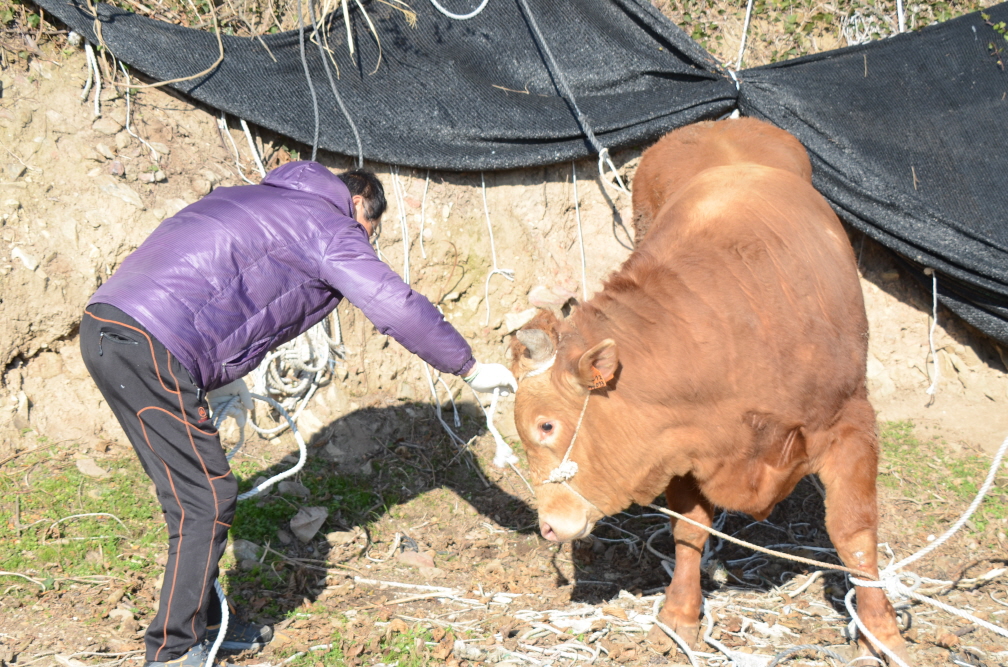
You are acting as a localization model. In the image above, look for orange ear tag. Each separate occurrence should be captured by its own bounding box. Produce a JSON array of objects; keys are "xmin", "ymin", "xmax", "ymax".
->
[{"xmin": 589, "ymin": 367, "xmax": 608, "ymax": 390}]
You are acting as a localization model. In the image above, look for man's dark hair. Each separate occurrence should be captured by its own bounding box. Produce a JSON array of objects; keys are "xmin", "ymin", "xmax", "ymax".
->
[{"xmin": 337, "ymin": 169, "xmax": 387, "ymax": 222}]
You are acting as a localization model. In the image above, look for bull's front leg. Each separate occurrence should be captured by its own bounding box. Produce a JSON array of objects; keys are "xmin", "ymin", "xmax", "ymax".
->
[
  {"xmin": 648, "ymin": 474, "xmax": 713, "ymax": 649},
  {"xmin": 819, "ymin": 400, "xmax": 910, "ymax": 664}
]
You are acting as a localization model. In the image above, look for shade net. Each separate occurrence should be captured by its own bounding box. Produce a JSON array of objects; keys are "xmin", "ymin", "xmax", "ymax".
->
[
  {"xmin": 739, "ymin": 4, "xmax": 1008, "ymax": 346},
  {"xmin": 36, "ymin": 0, "xmax": 737, "ymax": 170},
  {"xmin": 33, "ymin": 0, "xmax": 1008, "ymax": 346}
]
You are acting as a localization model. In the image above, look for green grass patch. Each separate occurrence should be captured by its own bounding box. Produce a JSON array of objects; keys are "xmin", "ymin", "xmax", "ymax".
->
[
  {"xmin": 878, "ymin": 420, "xmax": 1008, "ymax": 532},
  {"xmin": 0, "ymin": 447, "xmax": 162, "ymax": 594}
]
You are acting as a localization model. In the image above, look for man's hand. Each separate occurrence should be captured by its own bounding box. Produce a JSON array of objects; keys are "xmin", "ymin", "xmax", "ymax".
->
[
  {"xmin": 207, "ymin": 378, "xmax": 254, "ymax": 426},
  {"xmin": 464, "ymin": 362, "xmax": 518, "ymax": 396}
]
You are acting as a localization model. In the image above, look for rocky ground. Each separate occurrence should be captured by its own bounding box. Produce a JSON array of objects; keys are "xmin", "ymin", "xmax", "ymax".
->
[{"xmin": 1, "ymin": 3, "xmax": 1007, "ymax": 667}]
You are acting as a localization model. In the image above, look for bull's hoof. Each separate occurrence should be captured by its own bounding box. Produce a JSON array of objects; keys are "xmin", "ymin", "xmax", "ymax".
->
[
  {"xmin": 647, "ymin": 621, "xmax": 702, "ymax": 652},
  {"xmin": 855, "ymin": 638, "xmax": 912, "ymax": 666}
]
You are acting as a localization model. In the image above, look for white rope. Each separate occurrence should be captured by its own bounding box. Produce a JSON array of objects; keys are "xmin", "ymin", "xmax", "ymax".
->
[
  {"xmin": 428, "ymin": 0, "xmax": 490, "ymax": 20},
  {"xmin": 80, "ymin": 38, "xmax": 94, "ymax": 103},
  {"xmin": 896, "ymin": 0, "xmax": 906, "ymax": 33},
  {"xmin": 481, "ymin": 172, "xmax": 515, "ymax": 325},
  {"xmin": 297, "ymin": 0, "xmax": 321, "ymax": 161},
  {"xmin": 241, "ymin": 119, "xmax": 266, "ymax": 178},
  {"xmin": 84, "ymin": 43, "xmax": 102, "ymax": 117},
  {"xmin": 218, "ymin": 113, "xmax": 256, "ymax": 185},
  {"xmin": 735, "ymin": 0, "xmax": 755, "ymax": 70},
  {"xmin": 204, "ymin": 579, "xmax": 229, "ymax": 667},
  {"xmin": 419, "ymin": 171, "xmax": 429, "ymax": 260},
  {"xmin": 522, "ymin": 353, "xmax": 556, "ymax": 380},
  {"xmin": 206, "ymin": 393, "xmax": 307, "ymax": 667},
  {"xmin": 573, "ymin": 163, "xmax": 588, "ymax": 301},
  {"xmin": 468, "ymin": 385, "xmax": 518, "ymax": 468},
  {"xmin": 421, "ymin": 362, "xmax": 468, "ymax": 448},
  {"xmin": 925, "ymin": 268, "xmax": 939, "ymax": 396},
  {"xmin": 249, "ymin": 315, "xmax": 343, "ymax": 437},
  {"xmin": 437, "ymin": 375, "xmax": 461, "ymax": 427},
  {"xmin": 889, "ymin": 430, "xmax": 1007, "ymax": 572},
  {"xmin": 118, "ymin": 62, "xmax": 160, "ymax": 163},
  {"xmin": 542, "ymin": 392, "xmax": 591, "ymax": 484},
  {"xmin": 392, "ymin": 166, "xmax": 410, "ymax": 284}
]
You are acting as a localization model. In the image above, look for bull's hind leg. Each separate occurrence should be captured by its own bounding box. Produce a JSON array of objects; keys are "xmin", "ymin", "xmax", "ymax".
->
[
  {"xmin": 818, "ymin": 398, "xmax": 909, "ymax": 664},
  {"xmin": 649, "ymin": 474, "xmax": 713, "ymax": 649}
]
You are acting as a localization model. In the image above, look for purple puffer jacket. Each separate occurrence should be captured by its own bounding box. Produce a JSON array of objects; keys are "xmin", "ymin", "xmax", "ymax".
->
[{"xmin": 90, "ymin": 161, "xmax": 475, "ymax": 391}]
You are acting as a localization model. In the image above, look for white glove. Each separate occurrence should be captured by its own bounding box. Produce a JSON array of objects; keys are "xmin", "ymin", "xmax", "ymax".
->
[
  {"xmin": 207, "ymin": 378, "xmax": 254, "ymax": 427},
  {"xmin": 464, "ymin": 362, "xmax": 518, "ymax": 396}
]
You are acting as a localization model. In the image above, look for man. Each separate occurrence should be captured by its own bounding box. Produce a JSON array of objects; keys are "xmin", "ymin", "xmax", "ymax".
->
[{"xmin": 80, "ymin": 162, "xmax": 517, "ymax": 666}]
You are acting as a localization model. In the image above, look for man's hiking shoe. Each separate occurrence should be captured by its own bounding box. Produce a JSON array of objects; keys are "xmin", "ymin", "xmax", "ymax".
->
[
  {"xmin": 206, "ymin": 618, "xmax": 273, "ymax": 651},
  {"xmin": 143, "ymin": 641, "xmax": 228, "ymax": 667}
]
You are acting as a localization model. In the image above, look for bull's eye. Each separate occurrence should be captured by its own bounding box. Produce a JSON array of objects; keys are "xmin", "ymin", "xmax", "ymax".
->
[{"xmin": 540, "ymin": 422, "xmax": 554, "ymax": 433}]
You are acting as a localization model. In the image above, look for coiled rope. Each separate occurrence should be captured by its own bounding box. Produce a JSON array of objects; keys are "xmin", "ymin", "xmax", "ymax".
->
[{"xmin": 249, "ymin": 313, "xmax": 345, "ymax": 437}]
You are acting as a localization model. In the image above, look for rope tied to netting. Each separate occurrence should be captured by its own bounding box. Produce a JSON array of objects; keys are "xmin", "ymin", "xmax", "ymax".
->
[
  {"xmin": 513, "ymin": 0, "xmax": 629, "ymax": 198},
  {"xmin": 428, "ymin": 0, "xmax": 490, "ymax": 20},
  {"xmin": 480, "ymin": 172, "xmax": 515, "ymax": 326},
  {"xmin": 306, "ymin": 0, "xmax": 364, "ymax": 167},
  {"xmin": 925, "ymin": 267, "xmax": 940, "ymax": 397}
]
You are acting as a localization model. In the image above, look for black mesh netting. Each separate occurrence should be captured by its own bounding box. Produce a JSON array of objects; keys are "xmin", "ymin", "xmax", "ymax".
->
[
  {"xmin": 30, "ymin": 0, "xmax": 1008, "ymax": 346},
  {"xmin": 738, "ymin": 4, "xmax": 1008, "ymax": 346},
  {"xmin": 35, "ymin": 0, "xmax": 737, "ymax": 170}
]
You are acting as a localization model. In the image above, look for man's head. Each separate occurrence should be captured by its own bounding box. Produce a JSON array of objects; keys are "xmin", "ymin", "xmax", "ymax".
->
[{"xmin": 337, "ymin": 169, "xmax": 386, "ymax": 238}]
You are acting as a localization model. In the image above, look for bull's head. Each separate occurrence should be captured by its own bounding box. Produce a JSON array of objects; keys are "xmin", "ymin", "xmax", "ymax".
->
[{"xmin": 510, "ymin": 310, "xmax": 620, "ymax": 542}]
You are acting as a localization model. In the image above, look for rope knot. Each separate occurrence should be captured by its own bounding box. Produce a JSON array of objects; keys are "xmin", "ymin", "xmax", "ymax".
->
[{"xmin": 544, "ymin": 460, "xmax": 579, "ymax": 484}]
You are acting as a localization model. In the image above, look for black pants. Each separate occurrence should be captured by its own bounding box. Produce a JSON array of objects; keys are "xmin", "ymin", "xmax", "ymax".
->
[{"xmin": 81, "ymin": 303, "xmax": 237, "ymax": 662}]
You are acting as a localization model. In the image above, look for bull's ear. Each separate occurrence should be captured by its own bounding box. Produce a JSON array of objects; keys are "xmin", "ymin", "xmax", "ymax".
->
[{"xmin": 576, "ymin": 339, "xmax": 618, "ymax": 390}]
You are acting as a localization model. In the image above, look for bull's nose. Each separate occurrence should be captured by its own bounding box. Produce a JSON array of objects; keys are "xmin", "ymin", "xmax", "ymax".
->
[{"xmin": 540, "ymin": 522, "xmax": 560, "ymax": 542}]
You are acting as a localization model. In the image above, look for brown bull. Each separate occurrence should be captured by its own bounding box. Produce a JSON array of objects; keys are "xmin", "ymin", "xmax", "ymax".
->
[{"xmin": 509, "ymin": 118, "xmax": 907, "ymax": 661}]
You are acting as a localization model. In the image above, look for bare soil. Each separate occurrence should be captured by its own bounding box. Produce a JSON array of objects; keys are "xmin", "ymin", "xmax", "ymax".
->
[{"xmin": 1, "ymin": 12, "xmax": 1006, "ymax": 667}]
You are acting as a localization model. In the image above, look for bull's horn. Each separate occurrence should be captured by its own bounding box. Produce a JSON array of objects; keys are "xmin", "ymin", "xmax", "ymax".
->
[{"xmin": 516, "ymin": 329, "xmax": 555, "ymax": 362}]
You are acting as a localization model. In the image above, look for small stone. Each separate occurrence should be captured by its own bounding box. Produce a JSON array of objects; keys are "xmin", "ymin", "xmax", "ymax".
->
[
  {"xmin": 504, "ymin": 308, "xmax": 538, "ymax": 334},
  {"xmin": 277, "ymin": 480, "xmax": 311, "ymax": 499},
  {"xmin": 239, "ymin": 559, "xmax": 260, "ymax": 571},
  {"xmin": 138, "ymin": 172, "xmax": 156, "ymax": 183},
  {"xmin": 276, "ymin": 529, "xmax": 293, "ymax": 545},
  {"xmin": 11, "ymin": 247, "xmax": 39, "ymax": 271},
  {"xmin": 108, "ymin": 608, "xmax": 133, "ymax": 622},
  {"xmin": 92, "ymin": 117, "xmax": 123, "ymax": 135},
  {"xmin": 190, "ymin": 177, "xmax": 211, "ymax": 196},
  {"xmin": 290, "ymin": 506, "xmax": 328, "ymax": 542},
  {"xmin": 5, "ymin": 163, "xmax": 26, "ymax": 180},
  {"xmin": 936, "ymin": 631, "xmax": 959, "ymax": 648},
  {"xmin": 76, "ymin": 457, "xmax": 109, "ymax": 478},
  {"xmin": 153, "ymin": 170, "xmax": 166, "ymax": 182},
  {"xmin": 99, "ymin": 180, "xmax": 144, "ymax": 209},
  {"xmin": 200, "ymin": 168, "xmax": 220, "ymax": 184},
  {"xmin": 148, "ymin": 142, "xmax": 170, "ymax": 155},
  {"xmin": 397, "ymin": 550, "xmax": 435, "ymax": 569},
  {"xmin": 528, "ymin": 284, "xmax": 576, "ymax": 308},
  {"xmin": 114, "ymin": 131, "xmax": 131, "ymax": 150},
  {"xmin": 325, "ymin": 530, "xmax": 357, "ymax": 546},
  {"xmin": 107, "ymin": 160, "xmax": 125, "ymax": 177},
  {"xmin": 229, "ymin": 538, "xmax": 261, "ymax": 562},
  {"xmin": 163, "ymin": 198, "xmax": 189, "ymax": 217},
  {"xmin": 296, "ymin": 409, "xmax": 325, "ymax": 441},
  {"xmin": 95, "ymin": 143, "xmax": 115, "ymax": 160}
]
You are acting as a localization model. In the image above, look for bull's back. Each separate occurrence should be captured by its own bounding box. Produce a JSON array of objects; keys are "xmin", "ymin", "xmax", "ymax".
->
[
  {"xmin": 629, "ymin": 162, "xmax": 866, "ymax": 426},
  {"xmin": 631, "ymin": 119, "xmax": 811, "ymax": 241}
]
